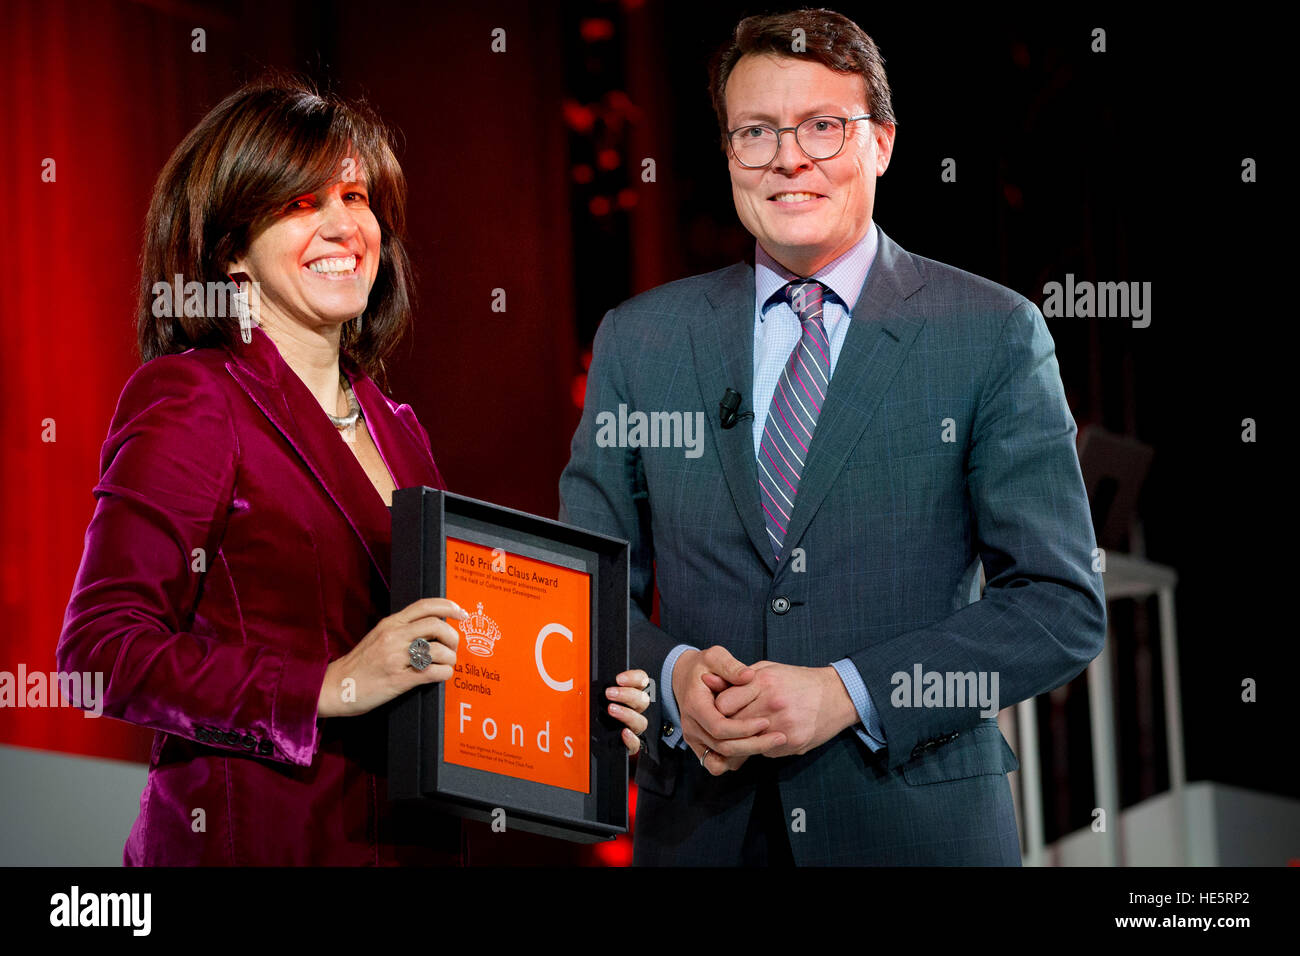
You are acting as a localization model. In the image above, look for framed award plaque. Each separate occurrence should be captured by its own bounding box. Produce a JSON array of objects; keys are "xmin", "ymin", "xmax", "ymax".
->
[{"xmin": 387, "ymin": 487, "xmax": 630, "ymax": 843}]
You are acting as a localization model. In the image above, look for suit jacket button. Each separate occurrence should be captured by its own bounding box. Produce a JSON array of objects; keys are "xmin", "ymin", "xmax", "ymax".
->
[
  {"xmin": 224, "ymin": 731, "xmax": 240, "ymax": 746},
  {"xmin": 257, "ymin": 740, "xmax": 273, "ymax": 757},
  {"xmin": 195, "ymin": 726, "xmax": 210, "ymax": 743},
  {"xmin": 241, "ymin": 735, "xmax": 255, "ymax": 750},
  {"xmin": 770, "ymin": 596, "xmax": 791, "ymax": 614}
]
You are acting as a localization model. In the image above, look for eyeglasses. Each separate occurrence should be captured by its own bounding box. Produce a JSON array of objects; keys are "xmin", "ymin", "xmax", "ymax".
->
[{"xmin": 727, "ymin": 114, "xmax": 873, "ymax": 168}]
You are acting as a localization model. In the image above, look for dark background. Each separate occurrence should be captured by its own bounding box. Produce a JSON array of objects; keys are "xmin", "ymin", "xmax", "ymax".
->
[{"xmin": 2, "ymin": 0, "xmax": 1288, "ymax": 863}]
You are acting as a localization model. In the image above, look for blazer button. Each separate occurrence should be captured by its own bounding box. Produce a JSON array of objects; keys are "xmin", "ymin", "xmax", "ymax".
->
[
  {"xmin": 257, "ymin": 740, "xmax": 273, "ymax": 757},
  {"xmin": 195, "ymin": 726, "xmax": 210, "ymax": 743},
  {"xmin": 224, "ymin": 731, "xmax": 240, "ymax": 746},
  {"xmin": 770, "ymin": 596, "xmax": 791, "ymax": 614},
  {"xmin": 240, "ymin": 735, "xmax": 255, "ymax": 750}
]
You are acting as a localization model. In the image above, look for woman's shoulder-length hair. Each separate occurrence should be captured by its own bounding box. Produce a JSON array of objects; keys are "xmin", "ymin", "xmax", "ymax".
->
[{"xmin": 136, "ymin": 72, "xmax": 413, "ymax": 389}]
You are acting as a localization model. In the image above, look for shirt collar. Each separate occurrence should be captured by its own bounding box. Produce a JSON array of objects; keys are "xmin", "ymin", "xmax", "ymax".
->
[{"xmin": 756, "ymin": 221, "xmax": 878, "ymax": 320}]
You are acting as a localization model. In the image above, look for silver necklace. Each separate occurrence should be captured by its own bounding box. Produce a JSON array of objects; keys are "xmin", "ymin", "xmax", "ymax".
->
[{"xmin": 328, "ymin": 374, "xmax": 363, "ymax": 428}]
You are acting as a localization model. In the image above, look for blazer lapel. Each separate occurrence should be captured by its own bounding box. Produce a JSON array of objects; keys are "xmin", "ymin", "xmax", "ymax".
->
[
  {"xmin": 688, "ymin": 263, "xmax": 778, "ymax": 574},
  {"xmin": 776, "ymin": 227, "xmax": 928, "ymax": 565},
  {"xmin": 343, "ymin": 359, "xmax": 449, "ymax": 590},
  {"xmin": 223, "ymin": 325, "xmax": 421, "ymax": 590},
  {"xmin": 345, "ymin": 366, "xmax": 443, "ymax": 495}
]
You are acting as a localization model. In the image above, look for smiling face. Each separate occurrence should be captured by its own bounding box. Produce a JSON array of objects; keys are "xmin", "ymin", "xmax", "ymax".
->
[
  {"xmin": 229, "ymin": 170, "xmax": 381, "ymax": 336},
  {"xmin": 725, "ymin": 54, "xmax": 895, "ymax": 276}
]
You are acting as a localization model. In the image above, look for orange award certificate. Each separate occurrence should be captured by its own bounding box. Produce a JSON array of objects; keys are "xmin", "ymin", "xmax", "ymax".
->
[{"xmin": 442, "ymin": 538, "xmax": 591, "ymax": 793}]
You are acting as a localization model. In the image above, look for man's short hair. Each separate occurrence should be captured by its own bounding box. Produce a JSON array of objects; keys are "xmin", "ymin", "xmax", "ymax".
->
[{"xmin": 709, "ymin": 8, "xmax": 895, "ymax": 149}]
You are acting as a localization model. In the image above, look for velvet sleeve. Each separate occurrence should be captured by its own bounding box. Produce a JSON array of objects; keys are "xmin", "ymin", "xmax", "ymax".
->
[{"xmin": 57, "ymin": 355, "xmax": 328, "ymax": 766}]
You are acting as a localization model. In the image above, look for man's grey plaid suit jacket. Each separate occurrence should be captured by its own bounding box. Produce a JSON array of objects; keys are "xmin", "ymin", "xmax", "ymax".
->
[{"xmin": 559, "ymin": 226, "xmax": 1106, "ymax": 865}]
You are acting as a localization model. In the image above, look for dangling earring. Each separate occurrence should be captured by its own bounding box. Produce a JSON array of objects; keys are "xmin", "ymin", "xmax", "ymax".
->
[
  {"xmin": 231, "ymin": 278, "xmax": 254, "ymax": 344},
  {"xmin": 233, "ymin": 283, "xmax": 253, "ymax": 343},
  {"xmin": 354, "ymin": 314, "xmax": 363, "ymax": 334}
]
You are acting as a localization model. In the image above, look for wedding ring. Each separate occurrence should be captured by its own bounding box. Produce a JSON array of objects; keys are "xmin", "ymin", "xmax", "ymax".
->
[
  {"xmin": 408, "ymin": 638, "xmax": 434, "ymax": 671},
  {"xmin": 700, "ymin": 747, "xmax": 713, "ymax": 765}
]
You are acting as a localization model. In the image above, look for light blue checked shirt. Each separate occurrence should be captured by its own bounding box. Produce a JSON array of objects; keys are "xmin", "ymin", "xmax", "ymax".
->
[{"xmin": 660, "ymin": 223, "xmax": 887, "ymax": 755}]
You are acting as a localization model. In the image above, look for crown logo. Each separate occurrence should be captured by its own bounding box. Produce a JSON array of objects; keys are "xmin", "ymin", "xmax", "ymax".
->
[{"xmin": 459, "ymin": 602, "xmax": 502, "ymax": 657}]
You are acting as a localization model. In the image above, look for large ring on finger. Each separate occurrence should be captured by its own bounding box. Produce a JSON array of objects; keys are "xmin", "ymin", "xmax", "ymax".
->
[
  {"xmin": 408, "ymin": 638, "xmax": 434, "ymax": 671},
  {"xmin": 700, "ymin": 747, "xmax": 712, "ymax": 766}
]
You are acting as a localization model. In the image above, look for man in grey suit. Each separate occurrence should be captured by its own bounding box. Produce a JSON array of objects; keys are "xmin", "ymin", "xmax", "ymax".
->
[{"xmin": 561, "ymin": 9, "xmax": 1105, "ymax": 865}]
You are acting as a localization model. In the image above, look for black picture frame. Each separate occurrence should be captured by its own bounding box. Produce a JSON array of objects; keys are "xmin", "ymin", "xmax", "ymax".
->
[{"xmin": 387, "ymin": 487, "xmax": 630, "ymax": 843}]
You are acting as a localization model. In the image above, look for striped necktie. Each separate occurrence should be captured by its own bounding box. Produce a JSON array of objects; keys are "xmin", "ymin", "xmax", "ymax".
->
[{"xmin": 757, "ymin": 279, "xmax": 830, "ymax": 561}]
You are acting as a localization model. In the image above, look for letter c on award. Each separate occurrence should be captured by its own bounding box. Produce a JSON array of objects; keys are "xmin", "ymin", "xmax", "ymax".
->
[{"xmin": 535, "ymin": 623, "xmax": 573, "ymax": 692}]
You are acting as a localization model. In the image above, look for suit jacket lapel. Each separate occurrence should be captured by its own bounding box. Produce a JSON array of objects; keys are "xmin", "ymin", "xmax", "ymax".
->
[
  {"xmin": 223, "ymin": 325, "xmax": 430, "ymax": 590},
  {"xmin": 688, "ymin": 263, "xmax": 778, "ymax": 574},
  {"xmin": 775, "ymin": 227, "xmax": 928, "ymax": 565}
]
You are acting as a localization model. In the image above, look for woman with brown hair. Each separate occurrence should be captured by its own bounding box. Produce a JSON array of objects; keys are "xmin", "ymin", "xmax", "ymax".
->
[{"xmin": 57, "ymin": 76, "xmax": 651, "ymax": 865}]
